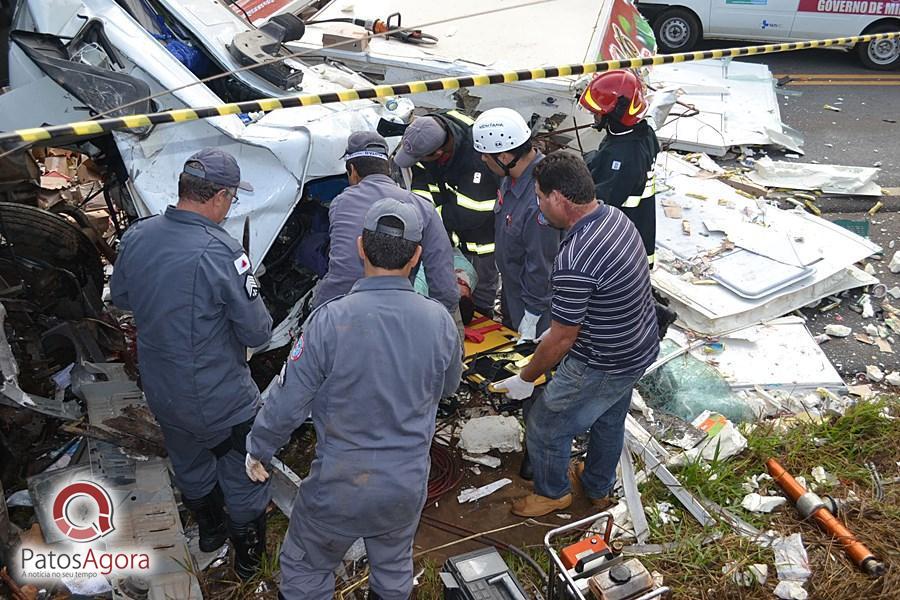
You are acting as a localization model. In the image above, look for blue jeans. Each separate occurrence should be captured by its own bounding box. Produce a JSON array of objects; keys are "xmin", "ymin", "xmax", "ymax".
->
[{"xmin": 526, "ymin": 356, "xmax": 645, "ymax": 500}]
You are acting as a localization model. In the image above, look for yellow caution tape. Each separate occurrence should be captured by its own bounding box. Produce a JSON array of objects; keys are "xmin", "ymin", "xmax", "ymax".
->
[{"xmin": 0, "ymin": 32, "xmax": 897, "ymax": 146}]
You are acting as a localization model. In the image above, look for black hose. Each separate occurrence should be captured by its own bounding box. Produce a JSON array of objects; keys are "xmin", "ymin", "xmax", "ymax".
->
[{"xmin": 419, "ymin": 514, "xmax": 548, "ymax": 584}]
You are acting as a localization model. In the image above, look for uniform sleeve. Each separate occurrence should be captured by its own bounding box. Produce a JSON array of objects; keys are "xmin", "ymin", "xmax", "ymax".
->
[
  {"xmin": 247, "ymin": 311, "xmax": 332, "ymax": 464},
  {"xmin": 588, "ymin": 145, "xmax": 633, "ymax": 209},
  {"xmin": 311, "ymin": 195, "xmax": 355, "ymax": 309},
  {"xmin": 520, "ymin": 211, "xmax": 560, "ymax": 316},
  {"xmin": 550, "ymin": 267, "xmax": 597, "ymax": 327},
  {"xmin": 411, "ymin": 164, "xmax": 442, "ymax": 205},
  {"xmin": 441, "ymin": 312, "xmax": 464, "ymax": 398},
  {"xmin": 198, "ymin": 244, "xmax": 273, "ymax": 348},
  {"xmin": 420, "ymin": 207, "xmax": 460, "ymax": 312},
  {"xmin": 109, "ymin": 230, "xmax": 134, "ymax": 311}
]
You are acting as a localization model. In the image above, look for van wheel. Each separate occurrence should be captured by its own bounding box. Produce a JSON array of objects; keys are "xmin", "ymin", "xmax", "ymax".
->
[
  {"xmin": 653, "ymin": 8, "xmax": 701, "ymax": 54},
  {"xmin": 857, "ymin": 23, "xmax": 900, "ymax": 70}
]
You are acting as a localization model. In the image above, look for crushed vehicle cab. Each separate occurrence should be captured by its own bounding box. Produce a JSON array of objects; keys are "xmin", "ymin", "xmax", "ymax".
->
[
  {"xmin": 637, "ymin": 0, "xmax": 900, "ymax": 68},
  {"xmin": 1, "ymin": 0, "xmax": 413, "ymax": 352}
]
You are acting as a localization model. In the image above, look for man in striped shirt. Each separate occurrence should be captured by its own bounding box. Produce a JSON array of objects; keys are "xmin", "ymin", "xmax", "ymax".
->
[{"xmin": 494, "ymin": 151, "xmax": 659, "ymax": 517}]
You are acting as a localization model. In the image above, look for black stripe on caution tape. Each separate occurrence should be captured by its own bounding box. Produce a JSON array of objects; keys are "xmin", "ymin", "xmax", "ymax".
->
[{"xmin": 1, "ymin": 32, "xmax": 897, "ymax": 145}]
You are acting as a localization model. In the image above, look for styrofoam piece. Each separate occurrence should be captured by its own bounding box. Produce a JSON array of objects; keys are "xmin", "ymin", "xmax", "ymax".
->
[
  {"xmin": 749, "ymin": 156, "xmax": 882, "ymax": 196},
  {"xmin": 458, "ymin": 416, "xmax": 523, "ymax": 454},
  {"xmin": 462, "ymin": 453, "xmax": 502, "ymax": 468}
]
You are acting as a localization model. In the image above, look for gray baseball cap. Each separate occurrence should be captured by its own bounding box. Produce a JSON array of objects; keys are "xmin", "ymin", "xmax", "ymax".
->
[
  {"xmin": 342, "ymin": 131, "xmax": 389, "ymax": 160},
  {"xmin": 363, "ymin": 198, "xmax": 423, "ymax": 243},
  {"xmin": 394, "ymin": 116, "xmax": 447, "ymax": 168},
  {"xmin": 182, "ymin": 148, "xmax": 253, "ymax": 192}
]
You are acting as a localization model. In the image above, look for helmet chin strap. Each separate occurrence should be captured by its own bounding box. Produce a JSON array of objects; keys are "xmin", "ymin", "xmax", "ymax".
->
[{"xmin": 491, "ymin": 153, "xmax": 521, "ymax": 177}]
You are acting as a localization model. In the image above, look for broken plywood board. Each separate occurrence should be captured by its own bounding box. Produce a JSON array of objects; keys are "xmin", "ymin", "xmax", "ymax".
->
[
  {"xmin": 652, "ymin": 153, "xmax": 880, "ymax": 334},
  {"xmin": 748, "ymin": 157, "xmax": 882, "ymax": 196}
]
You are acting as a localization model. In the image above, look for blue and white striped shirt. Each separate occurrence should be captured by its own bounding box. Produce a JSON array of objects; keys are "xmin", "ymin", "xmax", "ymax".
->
[{"xmin": 551, "ymin": 203, "xmax": 659, "ymax": 373}]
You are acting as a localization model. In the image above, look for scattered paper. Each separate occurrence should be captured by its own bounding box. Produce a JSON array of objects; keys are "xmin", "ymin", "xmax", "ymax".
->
[
  {"xmin": 741, "ymin": 492, "xmax": 787, "ymax": 513},
  {"xmin": 811, "ymin": 466, "xmax": 837, "ymax": 487},
  {"xmin": 724, "ymin": 562, "xmax": 768, "ymax": 587},
  {"xmin": 457, "ymin": 478, "xmax": 512, "ymax": 503},
  {"xmin": 772, "ymin": 533, "xmax": 811, "ymax": 582},
  {"xmin": 774, "ymin": 580, "xmax": 808, "ymax": 600}
]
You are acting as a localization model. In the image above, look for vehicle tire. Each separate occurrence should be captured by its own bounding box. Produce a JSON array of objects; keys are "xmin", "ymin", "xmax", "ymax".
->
[
  {"xmin": 0, "ymin": 202, "xmax": 104, "ymax": 319},
  {"xmin": 653, "ymin": 8, "xmax": 702, "ymax": 54},
  {"xmin": 857, "ymin": 23, "xmax": 900, "ymax": 70}
]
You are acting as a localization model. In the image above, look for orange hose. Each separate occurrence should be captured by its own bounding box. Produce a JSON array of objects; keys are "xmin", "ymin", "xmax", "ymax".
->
[{"xmin": 767, "ymin": 458, "xmax": 884, "ymax": 577}]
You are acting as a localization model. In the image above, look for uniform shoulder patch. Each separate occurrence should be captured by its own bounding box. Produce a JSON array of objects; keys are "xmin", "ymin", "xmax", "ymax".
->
[
  {"xmin": 234, "ymin": 253, "xmax": 251, "ymax": 275},
  {"xmin": 289, "ymin": 335, "xmax": 304, "ymax": 361},
  {"xmin": 245, "ymin": 274, "xmax": 260, "ymax": 299},
  {"xmin": 611, "ymin": 160, "xmax": 622, "ymax": 171}
]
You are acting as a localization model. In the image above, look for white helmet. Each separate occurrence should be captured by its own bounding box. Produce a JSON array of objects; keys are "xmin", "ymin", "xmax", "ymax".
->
[{"xmin": 472, "ymin": 108, "xmax": 532, "ymax": 154}]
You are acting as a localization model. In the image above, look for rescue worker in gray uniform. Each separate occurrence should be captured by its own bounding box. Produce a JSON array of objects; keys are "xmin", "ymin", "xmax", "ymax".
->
[
  {"xmin": 110, "ymin": 149, "xmax": 272, "ymax": 580},
  {"xmin": 245, "ymin": 199, "xmax": 462, "ymax": 600},
  {"xmin": 310, "ymin": 131, "xmax": 459, "ymax": 314},
  {"xmin": 472, "ymin": 108, "xmax": 561, "ymax": 340}
]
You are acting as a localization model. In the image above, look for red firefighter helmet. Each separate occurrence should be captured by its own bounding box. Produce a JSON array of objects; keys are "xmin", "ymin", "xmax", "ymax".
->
[{"xmin": 578, "ymin": 70, "xmax": 647, "ymax": 127}]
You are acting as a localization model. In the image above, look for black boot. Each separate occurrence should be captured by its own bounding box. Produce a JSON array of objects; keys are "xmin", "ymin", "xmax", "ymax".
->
[
  {"xmin": 229, "ymin": 512, "xmax": 267, "ymax": 580},
  {"xmin": 183, "ymin": 485, "xmax": 228, "ymax": 553}
]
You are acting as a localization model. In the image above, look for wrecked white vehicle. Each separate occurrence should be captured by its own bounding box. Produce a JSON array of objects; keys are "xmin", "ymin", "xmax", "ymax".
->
[{"xmin": 1, "ymin": 0, "xmax": 413, "ymax": 349}]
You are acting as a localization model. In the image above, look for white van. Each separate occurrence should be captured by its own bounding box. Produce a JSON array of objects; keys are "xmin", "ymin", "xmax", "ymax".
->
[{"xmin": 637, "ymin": 0, "xmax": 900, "ymax": 68}]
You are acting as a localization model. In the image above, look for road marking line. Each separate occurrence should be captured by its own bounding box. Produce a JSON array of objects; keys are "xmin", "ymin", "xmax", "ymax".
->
[{"xmin": 784, "ymin": 81, "xmax": 900, "ymax": 86}]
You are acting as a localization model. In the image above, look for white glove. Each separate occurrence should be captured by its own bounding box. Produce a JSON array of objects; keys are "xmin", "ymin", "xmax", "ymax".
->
[
  {"xmin": 516, "ymin": 311, "xmax": 541, "ymax": 344},
  {"xmin": 245, "ymin": 454, "xmax": 269, "ymax": 483},
  {"xmin": 489, "ymin": 374, "xmax": 535, "ymax": 400}
]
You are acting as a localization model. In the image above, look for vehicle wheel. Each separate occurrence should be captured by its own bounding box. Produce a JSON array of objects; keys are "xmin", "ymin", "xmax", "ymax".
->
[
  {"xmin": 857, "ymin": 23, "xmax": 900, "ymax": 70},
  {"xmin": 653, "ymin": 8, "xmax": 701, "ymax": 54}
]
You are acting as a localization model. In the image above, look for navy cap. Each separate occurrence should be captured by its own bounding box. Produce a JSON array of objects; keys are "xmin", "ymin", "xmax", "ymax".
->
[
  {"xmin": 342, "ymin": 131, "xmax": 389, "ymax": 160},
  {"xmin": 182, "ymin": 148, "xmax": 253, "ymax": 192},
  {"xmin": 363, "ymin": 198, "xmax": 423, "ymax": 243}
]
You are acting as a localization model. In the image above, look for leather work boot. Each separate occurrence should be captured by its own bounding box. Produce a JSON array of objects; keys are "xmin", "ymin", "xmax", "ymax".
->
[
  {"xmin": 569, "ymin": 461, "xmax": 616, "ymax": 511},
  {"xmin": 182, "ymin": 485, "xmax": 228, "ymax": 553},
  {"xmin": 511, "ymin": 493, "xmax": 572, "ymax": 517},
  {"xmin": 229, "ymin": 512, "xmax": 267, "ymax": 580}
]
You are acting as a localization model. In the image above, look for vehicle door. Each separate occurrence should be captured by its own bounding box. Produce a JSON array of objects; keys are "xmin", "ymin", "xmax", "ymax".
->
[{"xmin": 709, "ymin": 0, "xmax": 799, "ymax": 39}]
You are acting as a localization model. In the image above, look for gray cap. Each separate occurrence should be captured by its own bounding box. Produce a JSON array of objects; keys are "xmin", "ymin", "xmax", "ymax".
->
[
  {"xmin": 342, "ymin": 131, "xmax": 389, "ymax": 160},
  {"xmin": 363, "ymin": 198, "xmax": 423, "ymax": 243},
  {"xmin": 182, "ymin": 148, "xmax": 253, "ymax": 191},
  {"xmin": 394, "ymin": 116, "xmax": 446, "ymax": 168}
]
